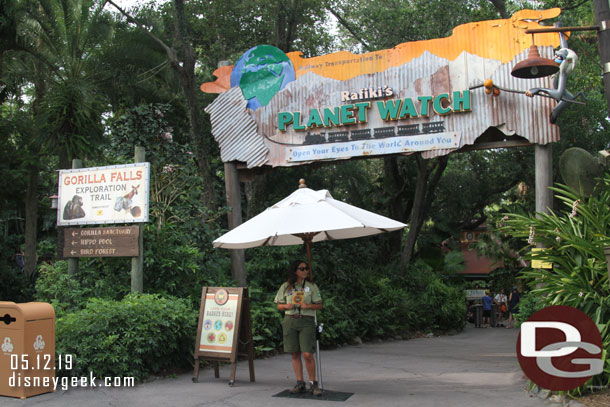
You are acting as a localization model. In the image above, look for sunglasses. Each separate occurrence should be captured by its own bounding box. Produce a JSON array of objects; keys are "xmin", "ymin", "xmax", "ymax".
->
[{"xmin": 297, "ymin": 266, "xmax": 307, "ymax": 271}]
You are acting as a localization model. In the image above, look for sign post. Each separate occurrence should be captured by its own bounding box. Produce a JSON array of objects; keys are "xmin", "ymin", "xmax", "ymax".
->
[
  {"xmin": 193, "ymin": 287, "xmax": 255, "ymax": 386},
  {"xmin": 67, "ymin": 158, "xmax": 83, "ymax": 275},
  {"xmin": 132, "ymin": 146, "xmax": 146, "ymax": 293}
]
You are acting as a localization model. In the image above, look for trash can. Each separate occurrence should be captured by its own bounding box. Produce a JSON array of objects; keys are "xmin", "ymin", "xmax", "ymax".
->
[{"xmin": 0, "ymin": 302, "xmax": 55, "ymax": 399}]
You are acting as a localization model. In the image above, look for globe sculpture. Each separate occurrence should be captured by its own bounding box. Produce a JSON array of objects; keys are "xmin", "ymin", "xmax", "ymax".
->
[{"xmin": 230, "ymin": 45, "xmax": 295, "ymax": 110}]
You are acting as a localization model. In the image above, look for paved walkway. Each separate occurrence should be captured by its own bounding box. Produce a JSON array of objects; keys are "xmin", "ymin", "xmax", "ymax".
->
[{"xmin": 4, "ymin": 325, "xmax": 547, "ymax": 407}]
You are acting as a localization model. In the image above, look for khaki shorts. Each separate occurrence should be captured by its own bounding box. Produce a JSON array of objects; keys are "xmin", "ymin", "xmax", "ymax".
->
[{"xmin": 282, "ymin": 315, "xmax": 316, "ymax": 354}]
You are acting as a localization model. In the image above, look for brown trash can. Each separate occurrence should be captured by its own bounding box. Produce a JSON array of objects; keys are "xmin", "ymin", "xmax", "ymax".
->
[{"xmin": 0, "ymin": 302, "xmax": 55, "ymax": 399}]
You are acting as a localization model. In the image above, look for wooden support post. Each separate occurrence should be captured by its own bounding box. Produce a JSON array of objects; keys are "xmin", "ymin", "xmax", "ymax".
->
[
  {"xmin": 594, "ymin": 0, "xmax": 610, "ymax": 117},
  {"xmin": 224, "ymin": 162, "xmax": 246, "ymax": 286},
  {"xmin": 535, "ymin": 144, "xmax": 553, "ymax": 217},
  {"xmin": 67, "ymin": 159, "xmax": 83, "ymax": 276},
  {"xmin": 535, "ymin": 143, "xmax": 553, "ymax": 255},
  {"xmin": 131, "ymin": 146, "xmax": 145, "ymax": 293}
]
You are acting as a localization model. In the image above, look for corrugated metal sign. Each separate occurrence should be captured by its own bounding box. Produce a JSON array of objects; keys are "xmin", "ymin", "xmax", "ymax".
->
[{"xmin": 202, "ymin": 8, "xmax": 564, "ymax": 168}]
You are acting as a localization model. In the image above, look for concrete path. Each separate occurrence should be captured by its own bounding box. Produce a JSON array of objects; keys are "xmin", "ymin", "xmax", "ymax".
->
[{"xmin": 4, "ymin": 325, "xmax": 546, "ymax": 407}]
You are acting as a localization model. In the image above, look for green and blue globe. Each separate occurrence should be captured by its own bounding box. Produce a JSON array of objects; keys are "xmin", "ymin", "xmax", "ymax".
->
[{"xmin": 230, "ymin": 45, "xmax": 295, "ymax": 110}]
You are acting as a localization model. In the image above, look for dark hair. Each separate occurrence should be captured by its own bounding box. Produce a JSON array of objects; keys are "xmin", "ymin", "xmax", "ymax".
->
[{"xmin": 286, "ymin": 260, "xmax": 310, "ymax": 290}]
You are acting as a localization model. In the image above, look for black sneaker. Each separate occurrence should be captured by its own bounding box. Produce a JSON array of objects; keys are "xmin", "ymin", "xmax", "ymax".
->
[
  {"xmin": 290, "ymin": 381, "xmax": 306, "ymax": 394},
  {"xmin": 310, "ymin": 381, "xmax": 322, "ymax": 396}
]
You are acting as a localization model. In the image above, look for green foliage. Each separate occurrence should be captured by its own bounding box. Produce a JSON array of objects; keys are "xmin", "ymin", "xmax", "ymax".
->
[
  {"xmin": 0, "ymin": 266, "xmax": 34, "ymax": 302},
  {"xmin": 501, "ymin": 170, "xmax": 610, "ymax": 393},
  {"xmin": 487, "ymin": 267, "xmax": 518, "ymax": 295},
  {"xmin": 35, "ymin": 260, "xmax": 130, "ymax": 315},
  {"xmin": 334, "ymin": 0, "xmax": 498, "ymax": 52},
  {"xmin": 143, "ymin": 223, "xmax": 234, "ymax": 299},
  {"xmin": 56, "ymin": 294, "xmax": 197, "ymax": 381},
  {"xmin": 443, "ymin": 250, "xmax": 466, "ymax": 275},
  {"xmin": 249, "ymin": 286, "xmax": 283, "ymax": 355},
  {"xmin": 245, "ymin": 238, "xmax": 467, "ymax": 350},
  {"xmin": 514, "ymin": 291, "xmax": 544, "ymax": 326},
  {"xmin": 404, "ymin": 262, "xmax": 467, "ymax": 332}
]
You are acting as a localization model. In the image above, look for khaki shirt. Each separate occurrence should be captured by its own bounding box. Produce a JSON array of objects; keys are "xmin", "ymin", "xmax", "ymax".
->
[{"xmin": 274, "ymin": 281, "xmax": 322, "ymax": 317}]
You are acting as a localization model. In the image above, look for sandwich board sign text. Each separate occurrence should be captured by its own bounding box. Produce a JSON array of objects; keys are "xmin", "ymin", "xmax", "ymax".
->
[{"xmin": 193, "ymin": 287, "xmax": 255, "ymax": 386}]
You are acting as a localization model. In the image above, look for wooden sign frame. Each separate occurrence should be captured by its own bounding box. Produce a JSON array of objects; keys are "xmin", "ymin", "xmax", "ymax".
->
[{"xmin": 192, "ymin": 287, "xmax": 255, "ymax": 386}]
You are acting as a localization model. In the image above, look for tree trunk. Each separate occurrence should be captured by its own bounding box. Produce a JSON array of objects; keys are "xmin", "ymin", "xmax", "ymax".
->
[
  {"xmin": 401, "ymin": 154, "xmax": 448, "ymax": 269},
  {"xmin": 23, "ymin": 164, "xmax": 38, "ymax": 279},
  {"xmin": 594, "ymin": 0, "xmax": 610, "ymax": 116},
  {"xmin": 275, "ymin": 0, "xmax": 303, "ymax": 52},
  {"xmin": 107, "ymin": 0, "xmax": 219, "ymax": 212},
  {"xmin": 383, "ymin": 156, "xmax": 406, "ymax": 252},
  {"xmin": 172, "ymin": 0, "xmax": 217, "ymax": 211},
  {"xmin": 178, "ymin": 65, "xmax": 217, "ymax": 211}
]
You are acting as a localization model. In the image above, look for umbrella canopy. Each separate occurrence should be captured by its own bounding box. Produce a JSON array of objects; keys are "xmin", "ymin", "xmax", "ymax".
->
[{"xmin": 213, "ymin": 184, "xmax": 407, "ymax": 249}]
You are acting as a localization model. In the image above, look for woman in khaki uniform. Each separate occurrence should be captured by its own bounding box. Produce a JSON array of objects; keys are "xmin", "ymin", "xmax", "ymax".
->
[{"xmin": 274, "ymin": 260, "xmax": 323, "ymax": 396}]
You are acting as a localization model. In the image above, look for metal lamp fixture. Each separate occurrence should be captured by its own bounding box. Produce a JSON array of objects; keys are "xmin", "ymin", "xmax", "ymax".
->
[
  {"xmin": 511, "ymin": 37, "xmax": 559, "ymax": 79},
  {"xmin": 49, "ymin": 195, "xmax": 58, "ymax": 209}
]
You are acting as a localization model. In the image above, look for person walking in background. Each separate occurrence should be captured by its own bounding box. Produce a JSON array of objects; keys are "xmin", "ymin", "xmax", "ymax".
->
[
  {"xmin": 482, "ymin": 290, "xmax": 494, "ymax": 328},
  {"xmin": 494, "ymin": 289, "xmax": 507, "ymax": 327},
  {"xmin": 12, "ymin": 246, "xmax": 24, "ymax": 271},
  {"xmin": 274, "ymin": 260, "xmax": 324, "ymax": 396},
  {"xmin": 506, "ymin": 287, "xmax": 521, "ymax": 328}
]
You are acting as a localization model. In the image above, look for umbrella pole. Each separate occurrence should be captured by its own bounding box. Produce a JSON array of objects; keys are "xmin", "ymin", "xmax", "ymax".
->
[
  {"xmin": 303, "ymin": 241, "xmax": 324, "ymax": 390},
  {"xmin": 315, "ymin": 314, "xmax": 324, "ymax": 391},
  {"xmin": 305, "ymin": 239, "xmax": 313, "ymax": 280},
  {"xmin": 298, "ymin": 233, "xmax": 323, "ymax": 391},
  {"xmin": 304, "ymin": 236, "xmax": 322, "ymax": 391}
]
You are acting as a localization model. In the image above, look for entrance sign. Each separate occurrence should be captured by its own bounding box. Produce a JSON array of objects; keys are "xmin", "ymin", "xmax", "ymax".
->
[
  {"xmin": 57, "ymin": 163, "xmax": 150, "ymax": 226},
  {"xmin": 193, "ymin": 287, "xmax": 255, "ymax": 386},
  {"xmin": 63, "ymin": 226, "xmax": 139, "ymax": 258},
  {"xmin": 201, "ymin": 9, "xmax": 563, "ymax": 168}
]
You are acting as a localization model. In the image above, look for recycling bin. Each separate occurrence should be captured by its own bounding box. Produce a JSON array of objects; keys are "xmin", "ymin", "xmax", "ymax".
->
[{"xmin": 0, "ymin": 302, "xmax": 55, "ymax": 399}]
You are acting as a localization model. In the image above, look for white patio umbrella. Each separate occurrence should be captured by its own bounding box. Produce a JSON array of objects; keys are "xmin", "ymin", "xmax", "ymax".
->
[
  {"xmin": 213, "ymin": 179, "xmax": 407, "ymax": 278},
  {"xmin": 213, "ymin": 180, "xmax": 406, "ymax": 393}
]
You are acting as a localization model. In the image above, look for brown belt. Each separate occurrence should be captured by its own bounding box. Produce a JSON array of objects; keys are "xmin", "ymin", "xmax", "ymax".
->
[{"xmin": 286, "ymin": 314, "xmax": 314, "ymax": 319}]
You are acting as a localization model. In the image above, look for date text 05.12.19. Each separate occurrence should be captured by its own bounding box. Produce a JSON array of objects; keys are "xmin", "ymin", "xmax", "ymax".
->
[{"xmin": 10, "ymin": 354, "xmax": 73, "ymax": 371}]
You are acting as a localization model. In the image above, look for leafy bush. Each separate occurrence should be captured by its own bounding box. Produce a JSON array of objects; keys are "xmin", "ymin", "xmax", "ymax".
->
[
  {"xmin": 35, "ymin": 260, "xmax": 129, "ymax": 315},
  {"xmin": 0, "ymin": 265, "xmax": 34, "ymax": 302},
  {"xmin": 143, "ymin": 223, "xmax": 233, "ymax": 301},
  {"xmin": 404, "ymin": 262, "xmax": 467, "ymax": 332},
  {"xmin": 514, "ymin": 291, "xmax": 544, "ymax": 326},
  {"xmin": 249, "ymin": 286, "xmax": 283, "ymax": 355},
  {"xmin": 246, "ymin": 244, "xmax": 467, "ymax": 349},
  {"xmin": 56, "ymin": 294, "xmax": 197, "ymax": 381}
]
